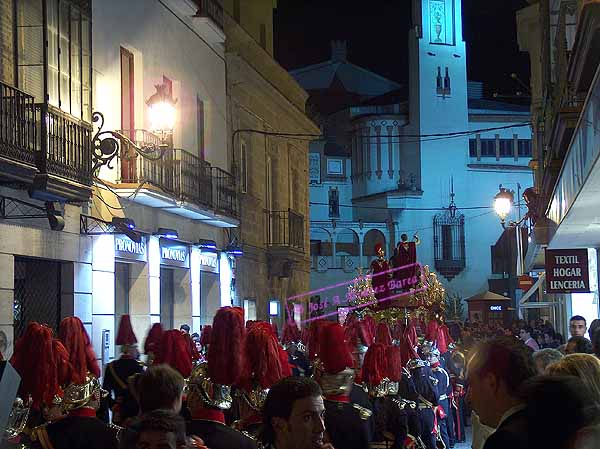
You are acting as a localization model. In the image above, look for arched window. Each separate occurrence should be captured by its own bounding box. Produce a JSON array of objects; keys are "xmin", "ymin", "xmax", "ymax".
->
[{"xmin": 433, "ymin": 212, "xmax": 465, "ymax": 280}]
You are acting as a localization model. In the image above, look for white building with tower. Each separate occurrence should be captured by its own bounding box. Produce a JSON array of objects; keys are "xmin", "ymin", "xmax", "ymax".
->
[{"xmin": 293, "ymin": 0, "xmax": 534, "ymax": 318}]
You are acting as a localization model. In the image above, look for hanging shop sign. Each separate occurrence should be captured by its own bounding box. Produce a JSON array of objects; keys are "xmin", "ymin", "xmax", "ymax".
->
[
  {"xmin": 115, "ymin": 235, "xmax": 147, "ymax": 262},
  {"xmin": 517, "ymin": 275, "xmax": 535, "ymax": 292},
  {"xmin": 199, "ymin": 251, "xmax": 219, "ymax": 274},
  {"xmin": 160, "ymin": 238, "xmax": 190, "ymax": 268},
  {"xmin": 545, "ymin": 249, "xmax": 590, "ymax": 294}
]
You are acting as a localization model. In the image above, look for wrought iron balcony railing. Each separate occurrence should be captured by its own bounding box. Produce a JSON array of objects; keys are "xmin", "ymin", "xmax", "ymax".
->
[
  {"xmin": 115, "ymin": 130, "xmax": 238, "ymax": 219},
  {"xmin": 0, "ymin": 82, "xmax": 37, "ymax": 167},
  {"xmin": 266, "ymin": 209, "xmax": 305, "ymax": 251},
  {"xmin": 195, "ymin": 0, "xmax": 224, "ymax": 30},
  {"xmin": 36, "ymin": 103, "xmax": 93, "ymax": 187},
  {"xmin": 0, "ymin": 81, "xmax": 93, "ymax": 195}
]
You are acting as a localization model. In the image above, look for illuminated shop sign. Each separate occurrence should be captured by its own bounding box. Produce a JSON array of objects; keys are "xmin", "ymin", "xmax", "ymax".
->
[
  {"xmin": 160, "ymin": 238, "xmax": 189, "ymax": 268},
  {"xmin": 545, "ymin": 249, "xmax": 590, "ymax": 294},
  {"xmin": 199, "ymin": 252, "xmax": 219, "ymax": 274},
  {"xmin": 489, "ymin": 305, "xmax": 502, "ymax": 311},
  {"xmin": 115, "ymin": 235, "xmax": 147, "ymax": 262}
]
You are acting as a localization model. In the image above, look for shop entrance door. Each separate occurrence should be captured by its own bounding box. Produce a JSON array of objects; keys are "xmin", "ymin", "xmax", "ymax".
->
[
  {"xmin": 13, "ymin": 257, "xmax": 62, "ymax": 339},
  {"xmin": 115, "ymin": 262, "xmax": 130, "ymax": 335},
  {"xmin": 160, "ymin": 267, "xmax": 174, "ymax": 330}
]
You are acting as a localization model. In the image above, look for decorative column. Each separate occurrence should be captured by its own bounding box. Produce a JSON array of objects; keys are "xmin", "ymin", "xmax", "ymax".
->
[
  {"xmin": 375, "ymin": 125, "xmax": 383, "ymax": 179},
  {"xmin": 387, "ymin": 125, "xmax": 394, "ymax": 179},
  {"xmin": 364, "ymin": 127, "xmax": 372, "ymax": 179}
]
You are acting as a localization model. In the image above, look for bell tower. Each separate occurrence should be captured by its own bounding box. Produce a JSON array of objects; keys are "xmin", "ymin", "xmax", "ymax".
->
[{"xmin": 408, "ymin": 0, "xmax": 469, "ymax": 202}]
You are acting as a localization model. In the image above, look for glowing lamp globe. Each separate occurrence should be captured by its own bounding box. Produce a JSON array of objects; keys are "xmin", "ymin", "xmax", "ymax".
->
[
  {"xmin": 494, "ymin": 187, "xmax": 514, "ymax": 222},
  {"xmin": 146, "ymin": 85, "xmax": 177, "ymax": 135}
]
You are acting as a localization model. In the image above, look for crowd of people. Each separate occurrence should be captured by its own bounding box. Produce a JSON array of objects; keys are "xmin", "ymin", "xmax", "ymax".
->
[{"xmin": 2, "ymin": 310, "xmax": 600, "ymax": 449}]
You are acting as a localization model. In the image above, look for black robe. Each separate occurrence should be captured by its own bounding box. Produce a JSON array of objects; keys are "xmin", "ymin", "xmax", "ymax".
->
[
  {"xmin": 102, "ymin": 357, "xmax": 145, "ymax": 424},
  {"xmin": 186, "ymin": 419, "xmax": 257, "ymax": 449},
  {"xmin": 31, "ymin": 416, "xmax": 120, "ymax": 449},
  {"xmin": 324, "ymin": 400, "xmax": 372, "ymax": 449}
]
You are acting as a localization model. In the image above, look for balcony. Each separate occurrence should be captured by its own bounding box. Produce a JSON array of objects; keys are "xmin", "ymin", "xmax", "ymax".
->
[
  {"xmin": 111, "ymin": 130, "xmax": 238, "ymax": 227},
  {"xmin": 0, "ymin": 82, "xmax": 37, "ymax": 182},
  {"xmin": 0, "ymin": 81, "xmax": 93, "ymax": 201},
  {"xmin": 192, "ymin": 0, "xmax": 225, "ymax": 44},
  {"xmin": 266, "ymin": 209, "xmax": 305, "ymax": 277},
  {"xmin": 33, "ymin": 104, "xmax": 93, "ymax": 201},
  {"xmin": 266, "ymin": 209, "xmax": 305, "ymax": 250}
]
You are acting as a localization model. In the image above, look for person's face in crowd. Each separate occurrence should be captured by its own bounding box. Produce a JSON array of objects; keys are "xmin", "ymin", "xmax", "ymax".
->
[
  {"xmin": 566, "ymin": 341, "xmax": 577, "ymax": 354},
  {"xmin": 544, "ymin": 333, "xmax": 553, "ymax": 345},
  {"xmin": 466, "ymin": 359, "xmax": 500, "ymax": 427},
  {"xmin": 519, "ymin": 329, "xmax": 531, "ymax": 342},
  {"xmin": 570, "ymin": 320, "xmax": 587, "ymax": 337},
  {"xmin": 135, "ymin": 430, "xmax": 177, "ymax": 449},
  {"xmin": 273, "ymin": 395, "xmax": 326, "ymax": 449}
]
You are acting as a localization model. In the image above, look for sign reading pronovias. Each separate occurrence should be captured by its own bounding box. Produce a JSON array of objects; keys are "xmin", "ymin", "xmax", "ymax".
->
[
  {"xmin": 199, "ymin": 252, "xmax": 219, "ymax": 274},
  {"xmin": 115, "ymin": 235, "xmax": 147, "ymax": 262},
  {"xmin": 160, "ymin": 238, "xmax": 190, "ymax": 268},
  {"xmin": 545, "ymin": 249, "xmax": 590, "ymax": 294}
]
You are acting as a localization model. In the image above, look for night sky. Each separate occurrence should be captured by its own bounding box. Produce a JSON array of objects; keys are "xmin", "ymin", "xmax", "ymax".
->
[{"xmin": 274, "ymin": 0, "xmax": 531, "ymax": 97}]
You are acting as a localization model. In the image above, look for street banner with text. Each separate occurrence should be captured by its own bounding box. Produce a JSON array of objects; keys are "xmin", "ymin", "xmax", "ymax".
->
[{"xmin": 545, "ymin": 249, "xmax": 590, "ymax": 294}]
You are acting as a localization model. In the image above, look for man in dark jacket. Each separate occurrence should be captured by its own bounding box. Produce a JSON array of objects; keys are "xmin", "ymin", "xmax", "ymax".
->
[{"xmin": 466, "ymin": 336, "xmax": 536, "ymax": 449}]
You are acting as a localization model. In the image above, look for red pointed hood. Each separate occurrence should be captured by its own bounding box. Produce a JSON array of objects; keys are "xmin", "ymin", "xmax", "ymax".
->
[
  {"xmin": 207, "ymin": 306, "xmax": 246, "ymax": 385},
  {"xmin": 116, "ymin": 315, "xmax": 137, "ymax": 346},
  {"xmin": 282, "ymin": 320, "xmax": 301, "ymax": 345},
  {"xmin": 386, "ymin": 345, "xmax": 402, "ymax": 382},
  {"xmin": 58, "ymin": 317, "xmax": 100, "ymax": 383},
  {"xmin": 425, "ymin": 319, "xmax": 439, "ymax": 342},
  {"xmin": 11, "ymin": 323, "xmax": 62, "ymax": 408},
  {"xmin": 319, "ymin": 323, "xmax": 353, "ymax": 374},
  {"xmin": 199, "ymin": 325, "xmax": 212, "ymax": 347},
  {"xmin": 144, "ymin": 323, "xmax": 163, "ymax": 355},
  {"xmin": 239, "ymin": 324, "xmax": 287, "ymax": 391},
  {"xmin": 400, "ymin": 320, "xmax": 420, "ymax": 366},
  {"xmin": 155, "ymin": 330, "xmax": 193, "ymax": 378},
  {"xmin": 375, "ymin": 322, "xmax": 392, "ymax": 346},
  {"xmin": 361, "ymin": 343, "xmax": 388, "ymax": 387}
]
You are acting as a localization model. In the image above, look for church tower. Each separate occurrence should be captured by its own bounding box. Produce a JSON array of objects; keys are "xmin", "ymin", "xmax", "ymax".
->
[{"xmin": 408, "ymin": 0, "xmax": 469, "ymax": 206}]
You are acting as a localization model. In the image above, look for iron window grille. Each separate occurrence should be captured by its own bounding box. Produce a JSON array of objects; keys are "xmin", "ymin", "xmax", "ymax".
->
[{"xmin": 433, "ymin": 212, "xmax": 466, "ymax": 280}]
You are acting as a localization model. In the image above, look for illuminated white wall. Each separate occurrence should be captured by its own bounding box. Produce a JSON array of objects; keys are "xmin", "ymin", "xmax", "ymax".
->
[
  {"xmin": 91, "ymin": 234, "xmax": 116, "ymax": 364},
  {"xmin": 570, "ymin": 248, "xmax": 599, "ymax": 328},
  {"xmin": 190, "ymin": 247, "xmax": 201, "ymax": 334},
  {"xmin": 219, "ymin": 253, "xmax": 232, "ymax": 307}
]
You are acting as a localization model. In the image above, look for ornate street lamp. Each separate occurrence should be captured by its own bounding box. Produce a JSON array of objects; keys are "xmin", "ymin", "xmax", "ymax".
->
[
  {"xmin": 91, "ymin": 83, "xmax": 177, "ymax": 172},
  {"xmin": 146, "ymin": 84, "xmax": 177, "ymax": 139},
  {"xmin": 494, "ymin": 185, "xmax": 515, "ymax": 228}
]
